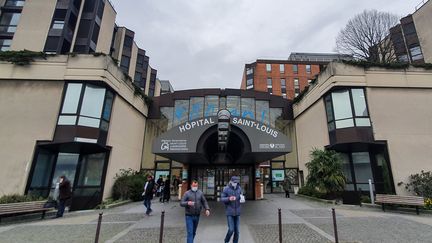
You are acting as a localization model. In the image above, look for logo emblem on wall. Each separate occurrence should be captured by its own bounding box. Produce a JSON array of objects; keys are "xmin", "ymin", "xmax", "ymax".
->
[{"xmin": 161, "ymin": 141, "xmax": 170, "ymax": 151}]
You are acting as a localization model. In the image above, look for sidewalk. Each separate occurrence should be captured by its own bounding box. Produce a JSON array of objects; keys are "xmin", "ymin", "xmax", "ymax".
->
[{"xmin": 0, "ymin": 194, "xmax": 432, "ymax": 243}]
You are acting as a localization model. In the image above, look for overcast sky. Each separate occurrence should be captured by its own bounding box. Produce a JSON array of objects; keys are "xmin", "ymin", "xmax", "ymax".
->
[{"xmin": 111, "ymin": 0, "xmax": 419, "ymax": 91}]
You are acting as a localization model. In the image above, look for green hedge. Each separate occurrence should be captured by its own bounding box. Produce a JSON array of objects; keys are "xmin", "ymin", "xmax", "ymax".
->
[
  {"xmin": 0, "ymin": 194, "xmax": 46, "ymax": 204},
  {"xmin": 112, "ymin": 169, "xmax": 151, "ymax": 201}
]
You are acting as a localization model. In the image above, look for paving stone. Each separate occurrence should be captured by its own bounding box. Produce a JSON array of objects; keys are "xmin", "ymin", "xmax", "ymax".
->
[
  {"xmin": 92, "ymin": 213, "xmax": 145, "ymax": 222},
  {"xmin": 289, "ymin": 208, "xmax": 342, "ymax": 218},
  {"xmin": 306, "ymin": 216, "xmax": 432, "ymax": 243},
  {"xmin": 249, "ymin": 224, "xmax": 331, "ymax": 243},
  {"xmin": 0, "ymin": 223, "xmax": 131, "ymax": 243},
  {"xmin": 115, "ymin": 227, "xmax": 185, "ymax": 243}
]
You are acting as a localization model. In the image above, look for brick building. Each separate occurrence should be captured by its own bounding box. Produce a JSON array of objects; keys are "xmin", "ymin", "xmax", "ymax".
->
[{"xmin": 240, "ymin": 53, "xmax": 353, "ymax": 99}]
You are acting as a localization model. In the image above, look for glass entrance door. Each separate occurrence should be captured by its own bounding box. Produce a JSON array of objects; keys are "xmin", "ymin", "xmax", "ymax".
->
[{"xmin": 191, "ymin": 166, "xmax": 254, "ymax": 200}]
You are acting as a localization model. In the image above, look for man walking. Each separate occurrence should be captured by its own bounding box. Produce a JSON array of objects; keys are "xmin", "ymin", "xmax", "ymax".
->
[
  {"xmin": 180, "ymin": 180, "xmax": 210, "ymax": 243},
  {"xmin": 221, "ymin": 176, "xmax": 244, "ymax": 243},
  {"xmin": 142, "ymin": 175, "xmax": 155, "ymax": 216},
  {"xmin": 282, "ymin": 178, "xmax": 291, "ymax": 198},
  {"xmin": 56, "ymin": 175, "xmax": 71, "ymax": 218}
]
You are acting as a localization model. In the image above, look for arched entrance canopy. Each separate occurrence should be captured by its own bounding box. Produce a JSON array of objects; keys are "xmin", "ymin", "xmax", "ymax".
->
[{"xmin": 152, "ymin": 116, "xmax": 292, "ymax": 164}]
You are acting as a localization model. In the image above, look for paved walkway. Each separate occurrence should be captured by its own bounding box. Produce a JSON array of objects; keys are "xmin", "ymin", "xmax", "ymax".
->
[{"xmin": 1, "ymin": 194, "xmax": 432, "ymax": 242}]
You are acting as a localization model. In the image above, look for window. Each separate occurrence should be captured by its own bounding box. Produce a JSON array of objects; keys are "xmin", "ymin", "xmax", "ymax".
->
[
  {"xmin": 137, "ymin": 54, "xmax": 144, "ymax": 65},
  {"xmin": 0, "ymin": 38, "xmax": 12, "ymax": 51},
  {"xmin": 282, "ymin": 93, "xmax": 287, "ymax": 99},
  {"xmin": 266, "ymin": 63, "xmax": 271, "ymax": 72},
  {"xmin": 5, "ymin": 0, "xmax": 25, "ymax": 7},
  {"xmin": 246, "ymin": 68, "xmax": 253, "ymax": 75},
  {"xmin": 292, "ymin": 64, "xmax": 298, "ymax": 74},
  {"xmin": 120, "ymin": 55, "xmax": 130, "ymax": 72},
  {"xmin": 294, "ymin": 78, "xmax": 300, "ymax": 97},
  {"xmin": 173, "ymin": 100, "xmax": 189, "ymax": 126},
  {"xmin": 255, "ymin": 100, "xmax": 270, "ymax": 125},
  {"xmin": 58, "ymin": 83, "xmax": 114, "ymax": 130},
  {"xmin": 0, "ymin": 12, "xmax": 21, "ymax": 33},
  {"xmin": 267, "ymin": 78, "xmax": 272, "ymax": 87},
  {"xmin": 226, "ymin": 96, "xmax": 240, "ymax": 116},
  {"xmin": 308, "ymin": 79, "xmax": 312, "ymax": 85},
  {"xmin": 324, "ymin": 88, "xmax": 371, "ymax": 130},
  {"xmin": 189, "ymin": 97, "xmax": 204, "ymax": 121},
  {"xmin": 397, "ymin": 54, "xmax": 409, "ymax": 62},
  {"xmin": 306, "ymin": 64, "xmax": 311, "ymax": 74},
  {"xmin": 410, "ymin": 45, "xmax": 423, "ymax": 61},
  {"xmin": 44, "ymin": 36, "xmax": 60, "ymax": 53},
  {"xmin": 279, "ymin": 64, "xmax": 284, "ymax": 73},
  {"xmin": 204, "ymin": 96, "xmax": 219, "ymax": 117},
  {"xmin": 281, "ymin": 79, "xmax": 286, "ymax": 87},
  {"xmin": 241, "ymin": 98, "xmax": 255, "ymax": 119},
  {"xmin": 134, "ymin": 72, "xmax": 142, "ymax": 83},
  {"xmin": 246, "ymin": 78, "xmax": 253, "ymax": 87},
  {"xmin": 124, "ymin": 36, "xmax": 133, "ymax": 49},
  {"xmin": 52, "ymin": 20, "xmax": 64, "ymax": 29}
]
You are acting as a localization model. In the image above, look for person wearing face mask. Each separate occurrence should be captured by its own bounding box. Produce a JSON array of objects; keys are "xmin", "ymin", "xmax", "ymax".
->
[
  {"xmin": 221, "ymin": 176, "xmax": 244, "ymax": 243},
  {"xmin": 180, "ymin": 180, "xmax": 210, "ymax": 243}
]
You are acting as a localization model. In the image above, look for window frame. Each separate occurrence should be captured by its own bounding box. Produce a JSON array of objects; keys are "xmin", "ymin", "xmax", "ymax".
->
[
  {"xmin": 324, "ymin": 88, "xmax": 371, "ymax": 131},
  {"xmin": 266, "ymin": 63, "xmax": 271, "ymax": 72}
]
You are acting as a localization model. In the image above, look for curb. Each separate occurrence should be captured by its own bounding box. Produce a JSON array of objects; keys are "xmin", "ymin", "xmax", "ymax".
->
[{"xmin": 104, "ymin": 200, "xmax": 132, "ymax": 209}]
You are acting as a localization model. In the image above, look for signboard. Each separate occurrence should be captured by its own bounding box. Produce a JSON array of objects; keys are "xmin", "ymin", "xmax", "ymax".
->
[
  {"xmin": 207, "ymin": 176, "xmax": 215, "ymax": 189},
  {"xmin": 272, "ymin": 169, "xmax": 285, "ymax": 181}
]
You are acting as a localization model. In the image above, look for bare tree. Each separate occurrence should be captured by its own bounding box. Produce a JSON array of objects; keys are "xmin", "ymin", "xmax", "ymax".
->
[{"xmin": 336, "ymin": 10, "xmax": 400, "ymax": 63}]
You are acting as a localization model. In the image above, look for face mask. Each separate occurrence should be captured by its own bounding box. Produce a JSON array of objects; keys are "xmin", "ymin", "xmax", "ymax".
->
[
  {"xmin": 191, "ymin": 187, "xmax": 198, "ymax": 192},
  {"xmin": 231, "ymin": 182, "xmax": 237, "ymax": 188}
]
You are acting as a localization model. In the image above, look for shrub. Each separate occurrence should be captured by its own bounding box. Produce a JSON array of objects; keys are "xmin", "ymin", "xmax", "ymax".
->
[
  {"xmin": 404, "ymin": 170, "xmax": 432, "ymax": 198},
  {"xmin": 305, "ymin": 149, "xmax": 346, "ymax": 198},
  {"xmin": 0, "ymin": 50, "xmax": 48, "ymax": 65},
  {"xmin": 0, "ymin": 194, "xmax": 45, "ymax": 204},
  {"xmin": 298, "ymin": 186, "xmax": 327, "ymax": 199},
  {"xmin": 112, "ymin": 169, "xmax": 150, "ymax": 201}
]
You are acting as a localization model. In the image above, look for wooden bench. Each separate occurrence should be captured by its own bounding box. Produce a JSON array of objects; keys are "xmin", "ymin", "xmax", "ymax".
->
[
  {"xmin": 0, "ymin": 201, "xmax": 54, "ymax": 222},
  {"xmin": 375, "ymin": 194, "xmax": 425, "ymax": 215}
]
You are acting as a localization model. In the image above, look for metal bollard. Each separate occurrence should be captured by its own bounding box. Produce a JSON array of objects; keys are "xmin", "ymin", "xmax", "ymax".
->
[
  {"xmin": 159, "ymin": 211, "xmax": 165, "ymax": 243},
  {"xmin": 94, "ymin": 212, "xmax": 103, "ymax": 243},
  {"xmin": 278, "ymin": 208, "xmax": 282, "ymax": 243},
  {"xmin": 332, "ymin": 208, "xmax": 339, "ymax": 243}
]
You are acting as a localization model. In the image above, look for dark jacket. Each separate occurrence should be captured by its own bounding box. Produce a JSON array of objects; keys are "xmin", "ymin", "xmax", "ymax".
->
[
  {"xmin": 282, "ymin": 180, "xmax": 291, "ymax": 192},
  {"xmin": 59, "ymin": 179, "xmax": 72, "ymax": 200},
  {"xmin": 221, "ymin": 184, "xmax": 242, "ymax": 216},
  {"xmin": 180, "ymin": 189, "xmax": 210, "ymax": 216},
  {"xmin": 143, "ymin": 180, "xmax": 155, "ymax": 200},
  {"xmin": 163, "ymin": 179, "xmax": 171, "ymax": 199}
]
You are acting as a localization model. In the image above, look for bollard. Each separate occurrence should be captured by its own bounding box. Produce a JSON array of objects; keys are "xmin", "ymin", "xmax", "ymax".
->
[
  {"xmin": 368, "ymin": 179, "xmax": 375, "ymax": 204},
  {"xmin": 278, "ymin": 208, "xmax": 282, "ymax": 243},
  {"xmin": 159, "ymin": 211, "xmax": 165, "ymax": 243},
  {"xmin": 94, "ymin": 212, "xmax": 103, "ymax": 243},
  {"xmin": 332, "ymin": 208, "xmax": 339, "ymax": 243}
]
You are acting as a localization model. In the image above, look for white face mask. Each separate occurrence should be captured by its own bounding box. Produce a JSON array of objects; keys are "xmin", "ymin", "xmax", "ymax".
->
[
  {"xmin": 231, "ymin": 182, "xmax": 238, "ymax": 188},
  {"xmin": 191, "ymin": 187, "xmax": 198, "ymax": 192}
]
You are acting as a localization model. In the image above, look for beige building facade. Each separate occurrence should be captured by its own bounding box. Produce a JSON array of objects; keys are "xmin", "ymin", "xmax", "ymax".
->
[{"xmin": 294, "ymin": 62, "xmax": 432, "ymax": 202}]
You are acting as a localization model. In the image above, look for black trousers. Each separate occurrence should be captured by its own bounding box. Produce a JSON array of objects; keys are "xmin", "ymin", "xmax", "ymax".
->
[{"xmin": 285, "ymin": 190, "xmax": 290, "ymax": 198}]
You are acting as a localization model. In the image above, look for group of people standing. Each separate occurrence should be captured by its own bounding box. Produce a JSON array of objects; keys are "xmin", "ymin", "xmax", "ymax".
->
[{"xmin": 141, "ymin": 174, "xmax": 181, "ymax": 216}]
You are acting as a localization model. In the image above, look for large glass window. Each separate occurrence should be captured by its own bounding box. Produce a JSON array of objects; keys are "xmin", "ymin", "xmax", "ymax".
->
[
  {"xmin": 410, "ymin": 45, "xmax": 423, "ymax": 61},
  {"xmin": 352, "ymin": 152, "xmax": 374, "ymax": 191},
  {"xmin": 5, "ymin": 0, "xmax": 25, "ymax": 7},
  {"xmin": 0, "ymin": 12, "xmax": 21, "ymax": 33},
  {"xmin": 325, "ymin": 88, "xmax": 371, "ymax": 130},
  {"xmin": 0, "ymin": 38, "xmax": 12, "ymax": 51},
  {"xmin": 292, "ymin": 64, "xmax": 298, "ymax": 74},
  {"xmin": 173, "ymin": 100, "xmax": 189, "ymax": 126},
  {"xmin": 77, "ymin": 153, "xmax": 105, "ymax": 186},
  {"xmin": 58, "ymin": 83, "xmax": 114, "ymax": 130},
  {"xmin": 51, "ymin": 153, "xmax": 80, "ymax": 187},
  {"xmin": 189, "ymin": 97, "xmax": 204, "ymax": 120},
  {"xmin": 270, "ymin": 108, "xmax": 282, "ymax": 128},
  {"xmin": 279, "ymin": 64, "xmax": 285, "ymax": 73},
  {"xmin": 204, "ymin": 96, "xmax": 218, "ymax": 117},
  {"xmin": 226, "ymin": 96, "xmax": 240, "ymax": 116},
  {"xmin": 256, "ymin": 100, "xmax": 270, "ymax": 125},
  {"xmin": 241, "ymin": 98, "xmax": 255, "ymax": 119},
  {"xmin": 306, "ymin": 64, "xmax": 311, "ymax": 74},
  {"xmin": 160, "ymin": 107, "xmax": 174, "ymax": 129}
]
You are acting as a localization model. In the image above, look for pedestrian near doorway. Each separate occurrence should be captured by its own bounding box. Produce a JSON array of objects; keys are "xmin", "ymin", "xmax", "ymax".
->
[
  {"xmin": 282, "ymin": 178, "xmax": 291, "ymax": 198},
  {"xmin": 180, "ymin": 180, "xmax": 210, "ymax": 243},
  {"xmin": 221, "ymin": 176, "xmax": 245, "ymax": 243},
  {"xmin": 56, "ymin": 175, "xmax": 71, "ymax": 218},
  {"xmin": 142, "ymin": 175, "xmax": 155, "ymax": 216},
  {"xmin": 162, "ymin": 178, "xmax": 171, "ymax": 202},
  {"xmin": 172, "ymin": 175, "xmax": 180, "ymax": 195},
  {"xmin": 156, "ymin": 175, "xmax": 164, "ymax": 197}
]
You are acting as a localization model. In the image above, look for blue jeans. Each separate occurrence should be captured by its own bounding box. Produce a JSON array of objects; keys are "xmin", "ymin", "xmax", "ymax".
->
[
  {"xmin": 143, "ymin": 198, "xmax": 152, "ymax": 214},
  {"xmin": 224, "ymin": 215, "xmax": 240, "ymax": 243},
  {"xmin": 56, "ymin": 199, "xmax": 66, "ymax": 217},
  {"xmin": 185, "ymin": 215, "xmax": 200, "ymax": 243}
]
